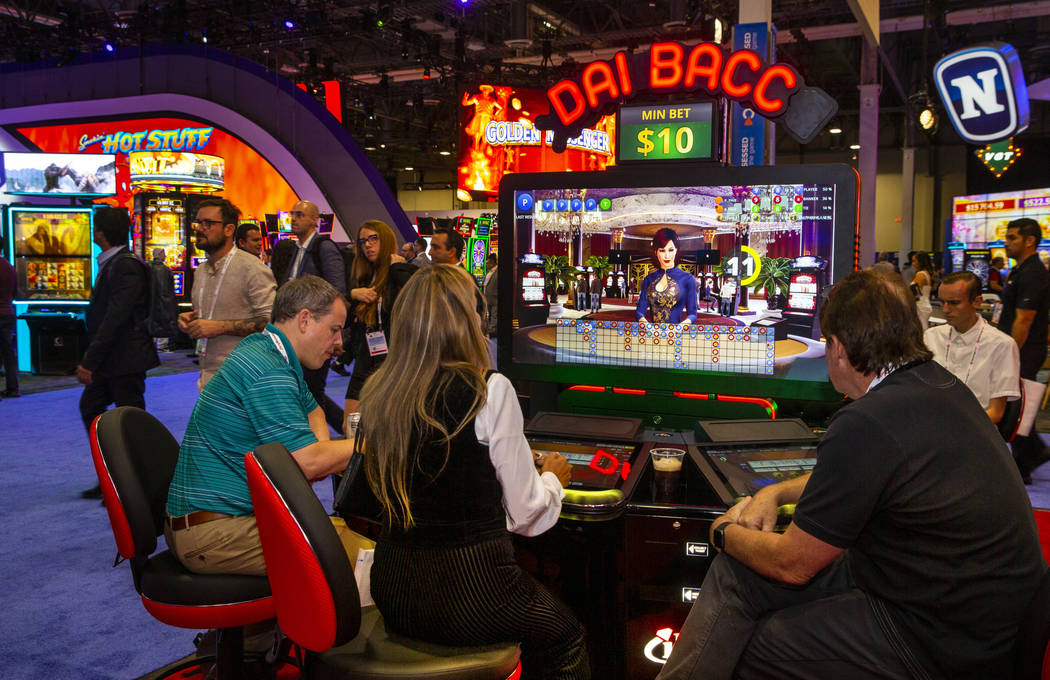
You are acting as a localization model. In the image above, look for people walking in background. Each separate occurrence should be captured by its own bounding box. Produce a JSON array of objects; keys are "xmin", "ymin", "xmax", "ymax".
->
[
  {"xmin": 148, "ymin": 248, "xmax": 178, "ymax": 352},
  {"xmin": 285, "ymin": 200, "xmax": 347, "ymax": 434},
  {"xmin": 0, "ymin": 252, "xmax": 19, "ymax": 399},
  {"xmin": 998, "ymin": 218, "xmax": 1050, "ymax": 483},
  {"xmin": 178, "ymin": 198, "xmax": 276, "ymax": 391},
  {"xmin": 409, "ymin": 237, "xmax": 432, "ymax": 267},
  {"xmin": 910, "ymin": 251, "xmax": 934, "ymax": 330},
  {"xmin": 235, "ymin": 222, "xmax": 263, "ymax": 258},
  {"xmin": 900, "ymin": 250, "xmax": 916, "ymax": 288},
  {"xmin": 483, "ymin": 253, "xmax": 498, "ymax": 336},
  {"xmin": 78, "ymin": 207, "xmax": 159, "ymax": 499},
  {"xmin": 989, "ymin": 256, "xmax": 1005, "ymax": 295}
]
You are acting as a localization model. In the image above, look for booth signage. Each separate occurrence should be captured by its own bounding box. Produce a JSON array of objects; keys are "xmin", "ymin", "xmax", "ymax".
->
[
  {"xmin": 642, "ymin": 628, "xmax": 679, "ymax": 665},
  {"xmin": 933, "ymin": 43, "xmax": 1030, "ymax": 144},
  {"xmin": 78, "ymin": 126, "xmax": 215, "ymax": 154},
  {"xmin": 731, "ymin": 22, "xmax": 771, "ymax": 166},
  {"xmin": 535, "ymin": 41, "xmax": 829, "ymax": 152},
  {"xmin": 975, "ymin": 138, "xmax": 1021, "ymax": 178}
]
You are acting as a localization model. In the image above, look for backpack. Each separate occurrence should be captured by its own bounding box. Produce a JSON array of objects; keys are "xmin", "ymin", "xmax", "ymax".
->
[
  {"xmin": 307, "ymin": 234, "xmax": 355, "ymax": 293},
  {"xmin": 108, "ymin": 253, "xmax": 177, "ymax": 338}
]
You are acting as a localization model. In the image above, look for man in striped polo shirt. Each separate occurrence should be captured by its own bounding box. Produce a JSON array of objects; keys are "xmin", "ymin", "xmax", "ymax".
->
[{"xmin": 166, "ymin": 276, "xmax": 355, "ymax": 575}]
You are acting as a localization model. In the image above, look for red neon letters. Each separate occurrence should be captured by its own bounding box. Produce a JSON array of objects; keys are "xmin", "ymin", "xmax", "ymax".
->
[{"xmin": 542, "ymin": 41, "xmax": 802, "ymax": 130}]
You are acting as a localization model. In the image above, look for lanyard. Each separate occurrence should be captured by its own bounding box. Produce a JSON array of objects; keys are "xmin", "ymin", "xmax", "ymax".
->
[
  {"xmin": 201, "ymin": 248, "xmax": 237, "ymax": 321},
  {"xmin": 262, "ymin": 328, "xmax": 289, "ymax": 363},
  {"xmin": 946, "ymin": 319, "xmax": 985, "ymax": 385}
]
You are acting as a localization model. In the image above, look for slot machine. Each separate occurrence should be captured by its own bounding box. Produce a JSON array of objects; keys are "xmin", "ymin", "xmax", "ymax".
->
[
  {"xmin": 783, "ymin": 256, "xmax": 826, "ymax": 340},
  {"xmin": 946, "ymin": 242, "xmax": 966, "ymax": 273},
  {"xmin": 964, "ymin": 249, "xmax": 991, "ymax": 289},
  {"xmin": 136, "ymin": 195, "xmax": 188, "ymax": 299},
  {"xmin": 515, "ymin": 253, "xmax": 549, "ymax": 328},
  {"xmin": 465, "ymin": 216, "xmax": 492, "ymax": 286}
]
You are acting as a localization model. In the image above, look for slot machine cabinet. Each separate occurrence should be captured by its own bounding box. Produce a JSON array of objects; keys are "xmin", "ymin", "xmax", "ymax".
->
[
  {"xmin": 947, "ymin": 242, "xmax": 966, "ymax": 273},
  {"xmin": 134, "ymin": 193, "xmax": 192, "ymax": 302},
  {"xmin": 466, "ymin": 217, "xmax": 492, "ymax": 287},
  {"xmin": 516, "ymin": 253, "xmax": 549, "ymax": 328},
  {"xmin": 783, "ymin": 256, "xmax": 826, "ymax": 340},
  {"xmin": 964, "ymin": 249, "xmax": 991, "ymax": 290}
]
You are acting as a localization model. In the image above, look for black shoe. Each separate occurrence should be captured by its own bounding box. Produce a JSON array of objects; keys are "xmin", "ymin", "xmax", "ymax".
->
[
  {"xmin": 81, "ymin": 484, "xmax": 103, "ymax": 499},
  {"xmin": 1, "ymin": 389, "xmax": 19, "ymax": 398}
]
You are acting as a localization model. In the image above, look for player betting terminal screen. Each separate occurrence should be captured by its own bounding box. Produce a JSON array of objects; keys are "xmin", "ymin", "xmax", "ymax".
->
[
  {"xmin": 703, "ymin": 445, "xmax": 818, "ymax": 498},
  {"xmin": 497, "ymin": 164, "xmax": 859, "ymax": 402}
]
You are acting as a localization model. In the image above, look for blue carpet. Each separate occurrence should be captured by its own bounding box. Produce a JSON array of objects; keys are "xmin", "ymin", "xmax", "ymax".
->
[{"xmin": 0, "ymin": 370, "xmax": 345, "ymax": 680}]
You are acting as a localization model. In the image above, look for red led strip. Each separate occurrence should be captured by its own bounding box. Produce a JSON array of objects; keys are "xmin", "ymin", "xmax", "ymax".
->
[{"xmin": 567, "ymin": 384, "xmax": 606, "ymax": 392}]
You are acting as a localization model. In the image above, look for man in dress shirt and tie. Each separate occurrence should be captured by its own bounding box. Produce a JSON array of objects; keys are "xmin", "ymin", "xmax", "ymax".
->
[
  {"xmin": 924, "ymin": 271, "xmax": 1020, "ymax": 424},
  {"xmin": 286, "ymin": 200, "xmax": 347, "ymax": 432}
]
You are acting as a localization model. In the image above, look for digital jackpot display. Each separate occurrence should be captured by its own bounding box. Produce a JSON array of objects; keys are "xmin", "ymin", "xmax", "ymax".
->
[{"xmin": 951, "ymin": 187, "xmax": 1050, "ymax": 247}]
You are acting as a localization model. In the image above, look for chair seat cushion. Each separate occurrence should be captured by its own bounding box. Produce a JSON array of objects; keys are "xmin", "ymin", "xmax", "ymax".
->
[
  {"xmin": 139, "ymin": 550, "xmax": 274, "ymax": 629},
  {"xmin": 306, "ymin": 607, "xmax": 520, "ymax": 680}
]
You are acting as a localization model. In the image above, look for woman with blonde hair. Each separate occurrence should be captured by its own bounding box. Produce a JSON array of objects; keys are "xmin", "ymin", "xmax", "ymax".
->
[
  {"xmin": 343, "ymin": 219, "xmax": 416, "ymax": 416},
  {"xmin": 358, "ymin": 264, "xmax": 589, "ymax": 680}
]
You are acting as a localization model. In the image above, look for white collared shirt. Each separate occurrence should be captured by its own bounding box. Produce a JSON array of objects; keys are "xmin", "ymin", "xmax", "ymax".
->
[
  {"xmin": 924, "ymin": 316, "xmax": 1021, "ymax": 408},
  {"xmin": 290, "ymin": 231, "xmax": 317, "ymax": 280},
  {"xmin": 96, "ymin": 245, "xmax": 124, "ymax": 269}
]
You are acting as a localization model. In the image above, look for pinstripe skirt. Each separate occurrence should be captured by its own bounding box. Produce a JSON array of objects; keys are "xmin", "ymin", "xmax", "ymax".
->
[{"xmin": 372, "ymin": 533, "xmax": 590, "ymax": 680}]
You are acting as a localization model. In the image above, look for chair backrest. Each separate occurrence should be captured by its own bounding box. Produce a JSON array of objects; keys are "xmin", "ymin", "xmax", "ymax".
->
[
  {"xmin": 90, "ymin": 406, "xmax": 181, "ymax": 560},
  {"xmin": 245, "ymin": 443, "xmax": 361, "ymax": 652},
  {"xmin": 998, "ymin": 379, "xmax": 1026, "ymax": 443},
  {"xmin": 1015, "ymin": 568, "xmax": 1050, "ymax": 680}
]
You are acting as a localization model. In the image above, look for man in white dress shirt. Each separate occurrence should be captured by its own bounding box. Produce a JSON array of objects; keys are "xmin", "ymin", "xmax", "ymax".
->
[{"xmin": 924, "ymin": 271, "xmax": 1020, "ymax": 424}]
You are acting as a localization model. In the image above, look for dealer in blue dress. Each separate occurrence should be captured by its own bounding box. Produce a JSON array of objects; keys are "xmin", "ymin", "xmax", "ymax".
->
[{"xmin": 635, "ymin": 228, "xmax": 698, "ymax": 325}]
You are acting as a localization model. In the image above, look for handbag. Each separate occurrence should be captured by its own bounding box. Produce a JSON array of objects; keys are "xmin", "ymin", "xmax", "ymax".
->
[{"xmin": 333, "ymin": 428, "xmax": 384, "ymax": 522}]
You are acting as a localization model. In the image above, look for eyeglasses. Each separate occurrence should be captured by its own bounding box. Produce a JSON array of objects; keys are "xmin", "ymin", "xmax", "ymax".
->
[
  {"xmin": 357, "ymin": 234, "xmax": 380, "ymax": 248},
  {"xmin": 191, "ymin": 218, "xmax": 225, "ymax": 229}
]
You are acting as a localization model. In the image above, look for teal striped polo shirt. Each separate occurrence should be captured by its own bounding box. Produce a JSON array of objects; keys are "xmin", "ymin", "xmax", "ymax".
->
[{"xmin": 167, "ymin": 324, "xmax": 319, "ymax": 516}]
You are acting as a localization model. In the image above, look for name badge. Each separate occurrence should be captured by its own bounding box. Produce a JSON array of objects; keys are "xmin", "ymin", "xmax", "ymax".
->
[
  {"xmin": 196, "ymin": 338, "xmax": 208, "ymax": 358},
  {"xmin": 366, "ymin": 329, "xmax": 388, "ymax": 357}
]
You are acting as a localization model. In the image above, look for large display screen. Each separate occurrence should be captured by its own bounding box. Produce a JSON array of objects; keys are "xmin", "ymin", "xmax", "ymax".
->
[
  {"xmin": 498, "ymin": 164, "xmax": 859, "ymax": 402},
  {"xmin": 7, "ymin": 207, "xmax": 95, "ymax": 302},
  {"xmin": 129, "ymin": 151, "xmax": 225, "ymax": 191},
  {"xmin": 458, "ymin": 84, "xmax": 616, "ymax": 198},
  {"xmin": 952, "ymin": 188, "xmax": 1050, "ymax": 247},
  {"xmin": 2, "ymin": 152, "xmax": 117, "ymax": 197}
]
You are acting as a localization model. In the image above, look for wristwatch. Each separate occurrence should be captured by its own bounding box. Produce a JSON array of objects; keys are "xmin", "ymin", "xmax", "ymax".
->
[{"xmin": 712, "ymin": 521, "xmax": 731, "ymax": 552}]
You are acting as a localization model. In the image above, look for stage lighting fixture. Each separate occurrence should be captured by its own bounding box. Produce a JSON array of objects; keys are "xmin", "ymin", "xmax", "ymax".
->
[
  {"xmin": 849, "ymin": 143, "xmax": 860, "ymax": 150},
  {"xmin": 105, "ymin": 43, "xmax": 114, "ymax": 52},
  {"xmin": 457, "ymin": 189, "xmax": 473, "ymax": 202},
  {"xmin": 918, "ymin": 105, "xmax": 938, "ymax": 134},
  {"xmin": 284, "ymin": 20, "xmax": 294, "ymax": 29}
]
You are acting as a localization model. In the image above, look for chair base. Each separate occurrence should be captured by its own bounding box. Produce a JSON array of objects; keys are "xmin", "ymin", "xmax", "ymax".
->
[{"xmin": 304, "ymin": 607, "xmax": 520, "ymax": 680}]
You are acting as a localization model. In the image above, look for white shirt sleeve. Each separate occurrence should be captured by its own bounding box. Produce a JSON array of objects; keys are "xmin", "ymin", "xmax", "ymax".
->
[
  {"xmin": 988, "ymin": 333, "xmax": 1022, "ymax": 400},
  {"xmin": 475, "ymin": 372, "xmax": 564, "ymax": 536}
]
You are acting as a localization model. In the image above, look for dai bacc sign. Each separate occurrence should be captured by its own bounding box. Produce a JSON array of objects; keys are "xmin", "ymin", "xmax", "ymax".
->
[{"xmin": 536, "ymin": 41, "xmax": 812, "ymax": 152}]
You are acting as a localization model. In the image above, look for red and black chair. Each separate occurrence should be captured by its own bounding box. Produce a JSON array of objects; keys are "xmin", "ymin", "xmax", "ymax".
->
[
  {"xmin": 90, "ymin": 406, "xmax": 275, "ymax": 679},
  {"xmin": 245, "ymin": 442, "xmax": 522, "ymax": 679}
]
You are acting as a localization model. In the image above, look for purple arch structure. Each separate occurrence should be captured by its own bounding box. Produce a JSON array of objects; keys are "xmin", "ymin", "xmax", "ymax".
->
[{"xmin": 0, "ymin": 45, "xmax": 412, "ymax": 242}]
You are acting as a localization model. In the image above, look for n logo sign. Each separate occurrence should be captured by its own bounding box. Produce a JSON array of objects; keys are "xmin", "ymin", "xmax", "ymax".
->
[{"xmin": 934, "ymin": 43, "xmax": 1029, "ymax": 144}]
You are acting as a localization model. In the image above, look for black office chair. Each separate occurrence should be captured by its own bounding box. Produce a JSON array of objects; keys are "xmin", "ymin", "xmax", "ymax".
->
[
  {"xmin": 1014, "ymin": 567, "xmax": 1050, "ymax": 680},
  {"xmin": 245, "ymin": 442, "xmax": 522, "ymax": 679},
  {"xmin": 90, "ymin": 406, "xmax": 276, "ymax": 679}
]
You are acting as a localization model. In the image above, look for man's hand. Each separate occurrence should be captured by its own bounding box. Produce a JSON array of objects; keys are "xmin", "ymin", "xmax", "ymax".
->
[
  {"xmin": 177, "ymin": 310, "xmax": 198, "ymax": 332},
  {"xmin": 737, "ymin": 488, "xmax": 782, "ymax": 532},
  {"xmin": 183, "ymin": 318, "xmax": 226, "ymax": 339},
  {"xmin": 75, "ymin": 365, "xmax": 93, "ymax": 385},
  {"xmin": 351, "ymin": 287, "xmax": 378, "ymax": 304},
  {"xmin": 540, "ymin": 452, "xmax": 572, "ymax": 488}
]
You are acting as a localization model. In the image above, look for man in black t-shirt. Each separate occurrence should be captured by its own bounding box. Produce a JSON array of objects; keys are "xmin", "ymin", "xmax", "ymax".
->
[
  {"xmin": 658, "ymin": 270, "xmax": 1046, "ymax": 680},
  {"xmin": 998, "ymin": 217, "xmax": 1050, "ymax": 482}
]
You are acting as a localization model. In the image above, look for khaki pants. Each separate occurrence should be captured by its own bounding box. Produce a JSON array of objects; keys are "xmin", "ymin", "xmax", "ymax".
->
[{"xmin": 165, "ymin": 514, "xmax": 374, "ymax": 577}]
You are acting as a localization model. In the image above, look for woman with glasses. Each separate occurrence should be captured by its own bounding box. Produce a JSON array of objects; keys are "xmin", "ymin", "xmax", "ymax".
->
[
  {"xmin": 358, "ymin": 265, "xmax": 587, "ymax": 680},
  {"xmin": 344, "ymin": 220, "xmax": 417, "ymax": 419}
]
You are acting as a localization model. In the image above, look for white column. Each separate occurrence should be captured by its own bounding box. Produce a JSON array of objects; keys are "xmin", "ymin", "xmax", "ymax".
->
[
  {"xmin": 857, "ymin": 43, "xmax": 879, "ymax": 268},
  {"xmin": 899, "ymin": 147, "xmax": 915, "ymax": 266}
]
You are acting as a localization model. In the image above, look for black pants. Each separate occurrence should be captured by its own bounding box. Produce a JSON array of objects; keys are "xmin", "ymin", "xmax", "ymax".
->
[
  {"xmin": 1012, "ymin": 346, "xmax": 1049, "ymax": 475},
  {"xmin": 372, "ymin": 535, "xmax": 589, "ymax": 680},
  {"xmin": 302, "ymin": 360, "xmax": 344, "ymax": 433},
  {"xmin": 0, "ymin": 315, "xmax": 17, "ymax": 393},
  {"xmin": 657, "ymin": 554, "xmax": 930, "ymax": 680},
  {"xmin": 79, "ymin": 372, "xmax": 147, "ymax": 431}
]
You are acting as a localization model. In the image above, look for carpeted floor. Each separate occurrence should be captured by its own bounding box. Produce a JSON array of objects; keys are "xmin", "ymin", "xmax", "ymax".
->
[
  {"xmin": 1, "ymin": 338, "xmax": 1048, "ymax": 679},
  {"xmin": 0, "ymin": 368, "xmax": 345, "ymax": 680}
]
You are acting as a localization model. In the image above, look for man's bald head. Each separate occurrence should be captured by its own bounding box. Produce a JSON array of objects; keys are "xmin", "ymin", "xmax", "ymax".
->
[{"xmin": 290, "ymin": 200, "xmax": 320, "ymax": 238}]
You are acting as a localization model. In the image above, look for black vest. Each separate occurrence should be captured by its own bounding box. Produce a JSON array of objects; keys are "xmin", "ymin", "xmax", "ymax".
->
[{"xmin": 383, "ymin": 374, "xmax": 506, "ymax": 547}]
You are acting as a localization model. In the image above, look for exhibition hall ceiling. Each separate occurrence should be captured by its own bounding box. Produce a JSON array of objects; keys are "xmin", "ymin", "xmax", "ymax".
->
[{"xmin": 2, "ymin": 0, "xmax": 1049, "ymax": 179}]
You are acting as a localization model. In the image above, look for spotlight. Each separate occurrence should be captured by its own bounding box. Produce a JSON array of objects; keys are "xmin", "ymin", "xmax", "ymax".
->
[
  {"xmin": 439, "ymin": 150, "xmax": 451, "ymax": 156},
  {"xmin": 457, "ymin": 189, "xmax": 473, "ymax": 202},
  {"xmin": 849, "ymin": 143, "xmax": 860, "ymax": 150},
  {"xmin": 828, "ymin": 125, "xmax": 842, "ymax": 135},
  {"xmin": 405, "ymin": 166, "xmax": 414, "ymax": 171},
  {"xmin": 105, "ymin": 43, "xmax": 114, "ymax": 52},
  {"xmin": 202, "ymin": 36, "xmax": 208, "ymax": 43},
  {"xmin": 284, "ymin": 20, "xmax": 294, "ymax": 29},
  {"xmin": 918, "ymin": 105, "xmax": 938, "ymax": 134}
]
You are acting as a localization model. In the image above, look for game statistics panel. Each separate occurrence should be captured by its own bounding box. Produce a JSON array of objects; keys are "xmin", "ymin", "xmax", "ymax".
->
[{"xmin": 556, "ymin": 319, "xmax": 774, "ymax": 374}]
